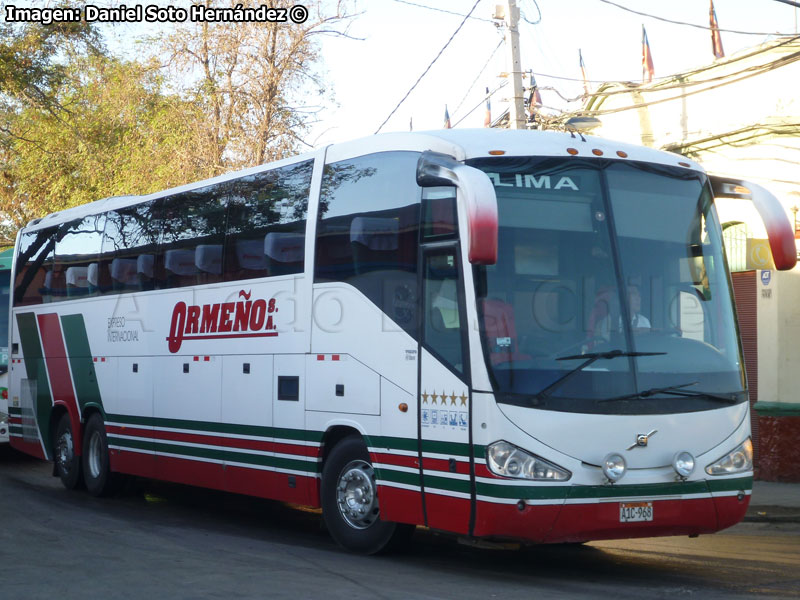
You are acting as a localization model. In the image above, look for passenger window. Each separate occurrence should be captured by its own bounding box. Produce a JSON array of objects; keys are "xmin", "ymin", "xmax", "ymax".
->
[
  {"xmin": 53, "ymin": 214, "xmax": 106, "ymax": 301},
  {"xmin": 315, "ymin": 152, "xmax": 421, "ymax": 337},
  {"xmin": 100, "ymin": 201, "xmax": 161, "ymax": 294},
  {"xmin": 14, "ymin": 228, "xmax": 56, "ymax": 306},
  {"xmin": 156, "ymin": 184, "xmax": 228, "ymax": 289},
  {"xmin": 224, "ymin": 160, "xmax": 313, "ymax": 281}
]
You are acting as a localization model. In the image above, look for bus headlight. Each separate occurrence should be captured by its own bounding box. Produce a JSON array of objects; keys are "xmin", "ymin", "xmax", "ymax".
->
[
  {"xmin": 486, "ymin": 441, "xmax": 571, "ymax": 481},
  {"xmin": 672, "ymin": 451, "xmax": 695, "ymax": 479},
  {"xmin": 602, "ymin": 453, "xmax": 627, "ymax": 483},
  {"xmin": 705, "ymin": 438, "xmax": 753, "ymax": 476}
]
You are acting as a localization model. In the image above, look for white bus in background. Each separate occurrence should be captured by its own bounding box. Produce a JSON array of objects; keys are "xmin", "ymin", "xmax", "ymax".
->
[
  {"xmin": 7, "ymin": 129, "xmax": 796, "ymax": 553},
  {"xmin": 0, "ymin": 247, "xmax": 12, "ymax": 443}
]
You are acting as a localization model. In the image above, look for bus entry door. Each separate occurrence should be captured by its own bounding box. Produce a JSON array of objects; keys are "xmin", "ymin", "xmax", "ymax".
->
[{"xmin": 419, "ymin": 248, "xmax": 474, "ymax": 535}]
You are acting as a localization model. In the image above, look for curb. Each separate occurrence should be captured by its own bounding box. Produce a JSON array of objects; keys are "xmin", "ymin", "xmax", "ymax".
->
[{"xmin": 744, "ymin": 507, "xmax": 800, "ymax": 524}]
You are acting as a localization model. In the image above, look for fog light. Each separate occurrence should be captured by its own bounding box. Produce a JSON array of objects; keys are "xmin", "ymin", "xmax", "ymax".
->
[
  {"xmin": 672, "ymin": 451, "xmax": 695, "ymax": 479},
  {"xmin": 602, "ymin": 453, "xmax": 626, "ymax": 483}
]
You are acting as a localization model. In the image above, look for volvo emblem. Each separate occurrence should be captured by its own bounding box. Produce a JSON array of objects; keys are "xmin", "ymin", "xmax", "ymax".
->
[{"xmin": 627, "ymin": 429, "xmax": 658, "ymax": 450}]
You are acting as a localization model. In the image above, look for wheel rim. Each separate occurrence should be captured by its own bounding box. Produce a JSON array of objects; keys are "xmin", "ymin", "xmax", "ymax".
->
[
  {"xmin": 88, "ymin": 430, "xmax": 103, "ymax": 479},
  {"xmin": 56, "ymin": 429, "xmax": 74, "ymax": 475},
  {"xmin": 336, "ymin": 459, "xmax": 379, "ymax": 530}
]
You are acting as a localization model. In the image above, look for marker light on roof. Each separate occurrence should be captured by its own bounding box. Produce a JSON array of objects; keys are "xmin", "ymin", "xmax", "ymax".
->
[
  {"xmin": 616, "ymin": 151, "xmax": 628, "ymax": 158},
  {"xmin": 592, "ymin": 149, "xmax": 604, "ymax": 156},
  {"xmin": 566, "ymin": 148, "xmax": 579, "ymax": 155},
  {"xmin": 488, "ymin": 150, "xmax": 506, "ymax": 155},
  {"xmin": 679, "ymin": 161, "xmax": 691, "ymax": 167}
]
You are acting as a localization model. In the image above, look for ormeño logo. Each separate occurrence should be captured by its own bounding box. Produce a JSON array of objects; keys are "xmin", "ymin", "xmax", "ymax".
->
[{"xmin": 167, "ymin": 290, "xmax": 278, "ymax": 353}]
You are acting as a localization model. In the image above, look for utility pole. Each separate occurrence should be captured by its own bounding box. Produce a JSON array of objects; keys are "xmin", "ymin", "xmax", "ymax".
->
[{"xmin": 502, "ymin": 0, "xmax": 526, "ymax": 129}]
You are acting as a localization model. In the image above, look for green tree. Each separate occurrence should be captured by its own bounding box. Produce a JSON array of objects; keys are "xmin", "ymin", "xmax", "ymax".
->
[
  {"xmin": 158, "ymin": 0, "xmax": 355, "ymax": 172},
  {"xmin": 0, "ymin": 53, "xmax": 216, "ymax": 245}
]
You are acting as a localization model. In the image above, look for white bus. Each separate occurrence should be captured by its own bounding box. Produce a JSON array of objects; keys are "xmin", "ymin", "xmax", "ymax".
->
[
  {"xmin": 0, "ymin": 248, "xmax": 11, "ymax": 443},
  {"xmin": 7, "ymin": 130, "xmax": 796, "ymax": 553}
]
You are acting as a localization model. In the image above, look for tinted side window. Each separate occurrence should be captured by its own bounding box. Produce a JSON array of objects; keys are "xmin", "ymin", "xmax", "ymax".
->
[
  {"xmin": 100, "ymin": 201, "xmax": 161, "ymax": 294},
  {"xmin": 14, "ymin": 227, "xmax": 56, "ymax": 306},
  {"xmin": 156, "ymin": 184, "xmax": 228, "ymax": 289},
  {"xmin": 315, "ymin": 152, "xmax": 421, "ymax": 336},
  {"xmin": 225, "ymin": 160, "xmax": 313, "ymax": 281},
  {"xmin": 52, "ymin": 214, "xmax": 106, "ymax": 300}
]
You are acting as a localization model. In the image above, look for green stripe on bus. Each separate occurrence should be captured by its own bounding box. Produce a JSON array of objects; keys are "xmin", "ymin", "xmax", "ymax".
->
[
  {"xmin": 476, "ymin": 482, "xmax": 569, "ymax": 500},
  {"xmin": 423, "ymin": 473, "xmax": 471, "ymax": 494},
  {"xmin": 474, "ymin": 477, "xmax": 753, "ymax": 501},
  {"xmin": 366, "ymin": 435, "xmax": 479, "ymax": 459},
  {"xmin": 60, "ymin": 314, "xmax": 103, "ymax": 414},
  {"xmin": 366, "ymin": 434, "xmax": 418, "ymax": 453},
  {"xmin": 9, "ymin": 425, "xmax": 23, "ymax": 434},
  {"xmin": 106, "ymin": 413, "xmax": 323, "ymax": 443},
  {"xmin": 15, "ymin": 312, "xmax": 52, "ymax": 452},
  {"xmin": 375, "ymin": 468, "xmax": 420, "ymax": 488},
  {"xmin": 108, "ymin": 436, "xmax": 320, "ymax": 473},
  {"xmin": 707, "ymin": 476, "xmax": 752, "ymax": 492},
  {"xmin": 8, "ymin": 406, "xmax": 21, "ymax": 416}
]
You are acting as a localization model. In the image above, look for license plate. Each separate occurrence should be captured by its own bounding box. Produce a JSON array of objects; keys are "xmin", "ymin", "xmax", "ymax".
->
[{"xmin": 619, "ymin": 502, "xmax": 654, "ymax": 522}]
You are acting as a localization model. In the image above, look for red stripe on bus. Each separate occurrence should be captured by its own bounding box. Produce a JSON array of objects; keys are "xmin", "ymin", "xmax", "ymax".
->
[
  {"xmin": 422, "ymin": 456, "xmax": 471, "ymax": 475},
  {"xmin": 372, "ymin": 452, "xmax": 418, "ymax": 469},
  {"xmin": 425, "ymin": 493, "xmax": 471, "ymax": 534},
  {"xmin": 37, "ymin": 313, "xmax": 82, "ymax": 453},
  {"xmin": 377, "ymin": 485, "xmax": 424, "ymax": 525},
  {"xmin": 106, "ymin": 424, "xmax": 318, "ymax": 457}
]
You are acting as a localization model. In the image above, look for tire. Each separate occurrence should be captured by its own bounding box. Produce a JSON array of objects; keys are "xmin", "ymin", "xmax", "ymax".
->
[
  {"xmin": 81, "ymin": 413, "xmax": 116, "ymax": 497},
  {"xmin": 53, "ymin": 413, "xmax": 82, "ymax": 490},
  {"xmin": 321, "ymin": 435, "xmax": 409, "ymax": 554}
]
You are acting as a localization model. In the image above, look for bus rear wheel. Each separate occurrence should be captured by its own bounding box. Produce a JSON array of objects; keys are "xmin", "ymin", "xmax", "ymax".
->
[
  {"xmin": 54, "ymin": 413, "xmax": 82, "ymax": 490},
  {"xmin": 321, "ymin": 435, "xmax": 408, "ymax": 554},
  {"xmin": 82, "ymin": 413, "xmax": 115, "ymax": 496}
]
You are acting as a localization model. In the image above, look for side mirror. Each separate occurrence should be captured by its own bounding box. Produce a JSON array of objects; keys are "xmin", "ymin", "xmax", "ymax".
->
[
  {"xmin": 709, "ymin": 175, "xmax": 797, "ymax": 271},
  {"xmin": 416, "ymin": 151, "xmax": 498, "ymax": 265}
]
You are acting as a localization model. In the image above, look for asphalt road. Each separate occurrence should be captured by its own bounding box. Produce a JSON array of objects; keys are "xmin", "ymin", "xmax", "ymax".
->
[{"xmin": 1, "ymin": 445, "xmax": 798, "ymax": 600}]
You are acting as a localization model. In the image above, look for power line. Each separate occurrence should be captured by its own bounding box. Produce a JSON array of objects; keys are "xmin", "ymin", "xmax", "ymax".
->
[
  {"xmin": 586, "ymin": 48, "xmax": 800, "ymax": 118},
  {"xmin": 375, "ymin": 0, "xmax": 484, "ymax": 133},
  {"xmin": 595, "ymin": 0, "xmax": 799, "ymax": 36},
  {"xmin": 451, "ymin": 38, "xmax": 504, "ymax": 118},
  {"xmin": 533, "ymin": 35, "xmax": 799, "ymax": 92},
  {"xmin": 771, "ymin": 0, "xmax": 800, "ymax": 9},
  {"xmin": 520, "ymin": 0, "xmax": 541, "ymax": 25},
  {"xmin": 388, "ymin": 0, "xmax": 495, "ymax": 23},
  {"xmin": 452, "ymin": 81, "xmax": 507, "ymax": 128}
]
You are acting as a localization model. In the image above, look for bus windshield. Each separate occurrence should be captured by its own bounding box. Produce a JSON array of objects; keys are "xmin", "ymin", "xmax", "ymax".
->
[{"xmin": 469, "ymin": 157, "xmax": 746, "ymax": 415}]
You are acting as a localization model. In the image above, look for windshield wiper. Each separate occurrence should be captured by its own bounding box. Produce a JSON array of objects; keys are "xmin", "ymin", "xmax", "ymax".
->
[
  {"xmin": 599, "ymin": 382, "xmax": 740, "ymax": 404},
  {"xmin": 532, "ymin": 349, "xmax": 666, "ymax": 404}
]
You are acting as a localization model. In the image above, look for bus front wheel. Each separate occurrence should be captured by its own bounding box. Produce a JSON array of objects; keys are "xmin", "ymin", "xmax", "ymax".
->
[
  {"xmin": 54, "ymin": 413, "xmax": 82, "ymax": 490},
  {"xmin": 321, "ymin": 435, "xmax": 408, "ymax": 554},
  {"xmin": 81, "ymin": 413, "xmax": 115, "ymax": 496}
]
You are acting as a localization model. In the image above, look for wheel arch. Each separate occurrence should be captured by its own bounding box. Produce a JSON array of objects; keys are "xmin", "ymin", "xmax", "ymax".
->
[{"xmin": 320, "ymin": 424, "xmax": 364, "ymax": 467}]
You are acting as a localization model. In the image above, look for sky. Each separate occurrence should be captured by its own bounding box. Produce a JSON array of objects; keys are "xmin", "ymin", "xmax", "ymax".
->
[
  {"xmin": 309, "ymin": 0, "xmax": 799, "ymax": 146},
  {"xmin": 94, "ymin": 0, "xmax": 800, "ymax": 148}
]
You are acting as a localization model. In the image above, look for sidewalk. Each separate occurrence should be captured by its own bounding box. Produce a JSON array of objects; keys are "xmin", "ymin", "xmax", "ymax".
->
[{"xmin": 745, "ymin": 480, "xmax": 800, "ymax": 522}]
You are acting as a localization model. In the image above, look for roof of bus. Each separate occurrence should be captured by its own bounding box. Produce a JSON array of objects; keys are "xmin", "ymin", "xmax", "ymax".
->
[{"xmin": 22, "ymin": 129, "xmax": 703, "ymax": 232}]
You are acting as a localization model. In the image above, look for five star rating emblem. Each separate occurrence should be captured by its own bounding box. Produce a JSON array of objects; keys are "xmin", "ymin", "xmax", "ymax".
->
[{"xmin": 421, "ymin": 388, "xmax": 468, "ymax": 406}]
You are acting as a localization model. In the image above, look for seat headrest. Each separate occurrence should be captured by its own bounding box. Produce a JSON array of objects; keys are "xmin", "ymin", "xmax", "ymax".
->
[
  {"xmin": 164, "ymin": 249, "xmax": 198, "ymax": 276},
  {"xmin": 264, "ymin": 232, "xmax": 304, "ymax": 263},
  {"xmin": 350, "ymin": 217, "xmax": 399, "ymax": 251}
]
